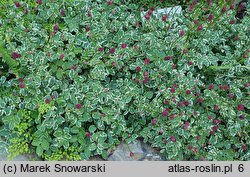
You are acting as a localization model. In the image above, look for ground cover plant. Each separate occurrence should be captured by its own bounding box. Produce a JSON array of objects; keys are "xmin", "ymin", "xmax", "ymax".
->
[{"xmin": 0, "ymin": 0, "xmax": 249, "ymax": 161}]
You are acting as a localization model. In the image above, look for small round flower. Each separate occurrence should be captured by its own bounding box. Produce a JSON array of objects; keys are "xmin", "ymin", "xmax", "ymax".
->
[
  {"xmin": 228, "ymin": 93, "xmax": 234, "ymax": 99},
  {"xmin": 208, "ymin": 14, "xmax": 214, "ymax": 21},
  {"xmin": 151, "ymin": 118, "xmax": 158, "ymax": 126},
  {"xmin": 221, "ymin": 6, "xmax": 227, "ymax": 14},
  {"xmin": 12, "ymin": 52, "xmax": 21, "ymax": 59},
  {"xmin": 172, "ymin": 64, "xmax": 176, "ymax": 69},
  {"xmin": 130, "ymin": 152, "xmax": 134, "ymax": 157},
  {"xmin": 213, "ymin": 119, "xmax": 221, "ymax": 125},
  {"xmin": 162, "ymin": 14, "xmax": 167, "ymax": 22},
  {"xmin": 183, "ymin": 48, "xmax": 188, "ymax": 54},
  {"xmin": 14, "ymin": 2, "xmax": 21, "ymax": 8},
  {"xmin": 208, "ymin": 115, "xmax": 213, "ymax": 120},
  {"xmin": 19, "ymin": 83, "xmax": 25, "ymax": 88},
  {"xmin": 237, "ymin": 104, "xmax": 245, "ymax": 111},
  {"xmin": 88, "ymin": 11, "xmax": 91, "ymax": 17},
  {"xmin": 75, "ymin": 103, "xmax": 82, "ymax": 109},
  {"xmin": 111, "ymin": 61, "xmax": 116, "ymax": 67},
  {"xmin": 230, "ymin": 3, "xmax": 235, "ymax": 10},
  {"xmin": 163, "ymin": 139, "xmax": 168, "ymax": 144},
  {"xmin": 197, "ymin": 25, "xmax": 203, "ymax": 31},
  {"xmin": 184, "ymin": 100, "xmax": 189, "ymax": 106},
  {"xmin": 121, "ymin": 43, "xmax": 127, "ymax": 48},
  {"xmin": 208, "ymin": 84, "xmax": 214, "ymax": 90},
  {"xmin": 188, "ymin": 145, "xmax": 193, "ymax": 150},
  {"xmin": 162, "ymin": 109, "xmax": 169, "ymax": 117},
  {"xmin": 196, "ymin": 135, "xmax": 201, "ymax": 141},
  {"xmin": 170, "ymin": 87, "xmax": 175, "ymax": 93},
  {"xmin": 37, "ymin": 0, "xmax": 42, "ymax": 5},
  {"xmin": 148, "ymin": 10, "xmax": 153, "ymax": 16},
  {"xmin": 18, "ymin": 78, "xmax": 24, "ymax": 82},
  {"xmin": 239, "ymin": 114, "xmax": 245, "ymax": 120},
  {"xmin": 188, "ymin": 61, "xmax": 193, "ymax": 65},
  {"xmin": 229, "ymin": 20, "xmax": 235, "ymax": 24},
  {"xmin": 61, "ymin": 9, "xmax": 66, "ymax": 16},
  {"xmin": 214, "ymin": 105, "xmax": 220, "ymax": 111},
  {"xmin": 53, "ymin": 24, "xmax": 59, "ymax": 31},
  {"xmin": 109, "ymin": 48, "xmax": 115, "ymax": 54},
  {"xmin": 51, "ymin": 95, "xmax": 56, "ymax": 99},
  {"xmin": 135, "ymin": 66, "xmax": 141, "ymax": 72},
  {"xmin": 85, "ymin": 132, "xmax": 91, "ymax": 138},
  {"xmin": 144, "ymin": 58, "xmax": 150, "ymax": 64},
  {"xmin": 45, "ymin": 98, "xmax": 51, "ymax": 104},
  {"xmin": 145, "ymin": 14, "xmax": 150, "ymax": 20},
  {"xmin": 210, "ymin": 130, "xmax": 215, "ymax": 135},
  {"xmin": 194, "ymin": 19, "xmax": 199, "ymax": 24},
  {"xmin": 212, "ymin": 125, "xmax": 218, "ymax": 131},
  {"xmin": 185, "ymin": 90, "xmax": 191, "ymax": 95},
  {"xmin": 170, "ymin": 136, "xmax": 176, "ymax": 142},
  {"xmin": 179, "ymin": 30, "xmax": 185, "ymax": 37},
  {"xmin": 98, "ymin": 47, "xmax": 104, "ymax": 52},
  {"xmin": 164, "ymin": 56, "xmax": 173, "ymax": 60},
  {"xmin": 24, "ymin": 9, "xmax": 28, "ymax": 14},
  {"xmin": 197, "ymin": 97, "xmax": 204, "ymax": 103},
  {"xmin": 242, "ymin": 54, "xmax": 248, "ymax": 58},
  {"xmin": 242, "ymin": 144, "xmax": 247, "ymax": 151},
  {"xmin": 164, "ymin": 100, "xmax": 169, "ymax": 105},
  {"xmin": 59, "ymin": 53, "xmax": 64, "ymax": 60}
]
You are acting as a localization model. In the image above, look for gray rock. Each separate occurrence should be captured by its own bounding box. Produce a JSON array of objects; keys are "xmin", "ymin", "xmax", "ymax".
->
[{"xmin": 108, "ymin": 139, "xmax": 165, "ymax": 161}]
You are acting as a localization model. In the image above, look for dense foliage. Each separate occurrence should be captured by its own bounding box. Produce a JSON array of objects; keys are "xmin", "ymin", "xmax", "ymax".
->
[{"xmin": 0, "ymin": 0, "xmax": 249, "ymax": 161}]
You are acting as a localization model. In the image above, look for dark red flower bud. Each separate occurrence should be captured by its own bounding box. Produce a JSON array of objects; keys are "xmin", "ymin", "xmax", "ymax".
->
[
  {"xmin": 59, "ymin": 53, "xmax": 64, "ymax": 60},
  {"xmin": 51, "ymin": 95, "xmax": 56, "ymax": 99},
  {"xmin": 18, "ymin": 78, "xmax": 23, "ymax": 82},
  {"xmin": 170, "ymin": 87, "xmax": 175, "ymax": 93},
  {"xmin": 239, "ymin": 115, "xmax": 245, "ymax": 120},
  {"xmin": 242, "ymin": 145, "xmax": 247, "ymax": 151},
  {"xmin": 61, "ymin": 9, "xmax": 66, "ymax": 16},
  {"xmin": 212, "ymin": 125, "xmax": 218, "ymax": 131},
  {"xmin": 194, "ymin": 19, "xmax": 199, "ymax": 24},
  {"xmin": 12, "ymin": 52, "xmax": 21, "ymax": 59},
  {"xmin": 196, "ymin": 135, "xmax": 201, "ymax": 140},
  {"xmin": 183, "ymin": 48, "xmax": 188, "ymax": 54},
  {"xmin": 221, "ymin": 6, "xmax": 227, "ymax": 14},
  {"xmin": 148, "ymin": 10, "xmax": 153, "ymax": 16},
  {"xmin": 214, "ymin": 105, "xmax": 219, "ymax": 111},
  {"xmin": 144, "ymin": 58, "xmax": 150, "ymax": 64},
  {"xmin": 185, "ymin": 90, "xmax": 191, "ymax": 94},
  {"xmin": 188, "ymin": 61, "xmax": 193, "ymax": 65},
  {"xmin": 53, "ymin": 24, "xmax": 59, "ymax": 31},
  {"xmin": 76, "ymin": 103, "xmax": 82, "ymax": 109},
  {"xmin": 37, "ymin": 0, "xmax": 42, "ymax": 5},
  {"xmin": 197, "ymin": 25, "xmax": 203, "ymax": 31},
  {"xmin": 130, "ymin": 152, "xmax": 134, "ymax": 157},
  {"xmin": 109, "ymin": 48, "xmax": 115, "ymax": 54},
  {"xmin": 19, "ymin": 83, "xmax": 25, "ymax": 88},
  {"xmin": 98, "ymin": 47, "xmax": 104, "ymax": 52},
  {"xmin": 135, "ymin": 66, "xmax": 141, "ymax": 72},
  {"xmin": 88, "ymin": 11, "xmax": 91, "ymax": 17},
  {"xmin": 145, "ymin": 14, "xmax": 150, "ymax": 20},
  {"xmin": 85, "ymin": 132, "xmax": 91, "ymax": 138},
  {"xmin": 106, "ymin": 0, "xmax": 113, "ymax": 5},
  {"xmin": 184, "ymin": 100, "xmax": 189, "ymax": 106},
  {"xmin": 208, "ymin": 115, "xmax": 213, "ymax": 120},
  {"xmin": 151, "ymin": 118, "xmax": 158, "ymax": 126},
  {"xmin": 188, "ymin": 145, "xmax": 193, "ymax": 150},
  {"xmin": 179, "ymin": 30, "xmax": 185, "ymax": 37},
  {"xmin": 162, "ymin": 14, "xmax": 167, "ymax": 22},
  {"xmin": 45, "ymin": 98, "xmax": 51, "ymax": 104},
  {"xmin": 208, "ymin": 84, "xmax": 214, "ymax": 90},
  {"xmin": 208, "ymin": 14, "xmax": 214, "ymax": 21},
  {"xmin": 121, "ymin": 43, "xmax": 127, "ymax": 48},
  {"xmin": 172, "ymin": 64, "xmax": 176, "ymax": 69},
  {"xmin": 14, "ymin": 2, "xmax": 21, "ymax": 8},
  {"xmin": 229, "ymin": 20, "xmax": 235, "ymax": 24},
  {"xmin": 227, "ymin": 93, "xmax": 234, "ymax": 99},
  {"xmin": 170, "ymin": 135, "xmax": 176, "ymax": 142},
  {"xmin": 164, "ymin": 56, "xmax": 173, "ymax": 60},
  {"xmin": 242, "ymin": 54, "xmax": 248, "ymax": 58},
  {"xmin": 237, "ymin": 104, "xmax": 245, "ymax": 111},
  {"xmin": 197, "ymin": 97, "xmax": 204, "ymax": 103},
  {"xmin": 230, "ymin": 3, "xmax": 235, "ymax": 10}
]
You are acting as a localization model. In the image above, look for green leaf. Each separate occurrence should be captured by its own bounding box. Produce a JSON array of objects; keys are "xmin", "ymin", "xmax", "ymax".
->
[
  {"xmin": 36, "ymin": 146, "xmax": 43, "ymax": 156},
  {"xmin": 89, "ymin": 125, "xmax": 97, "ymax": 133}
]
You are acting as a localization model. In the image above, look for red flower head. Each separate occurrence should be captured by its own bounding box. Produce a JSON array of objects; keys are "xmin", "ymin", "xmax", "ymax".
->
[
  {"xmin": 170, "ymin": 135, "xmax": 176, "ymax": 142},
  {"xmin": 151, "ymin": 118, "xmax": 158, "ymax": 126},
  {"xmin": 19, "ymin": 83, "xmax": 25, "ymax": 88},
  {"xmin": 45, "ymin": 98, "xmax": 51, "ymax": 104},
  {"xmin": 208, "ymin": 14, "xmax": 214, "ymax": 21},
  {"xmin": 179, "ymin": 30, "xmax": 185, "ymax": 37},
  {"xmin": 109, "ymin": 48, "xmax": 115, "ymax": 54},
  {"xmin": 61, "ymin": 9, "xmax": 66, "ymax": 16},
  {"xmin": 14, "ymin": 2, "xmax": 21, "ymax": 8},
  {"xmin": 53, "ymin": 24, "xmax": 59, "ymax": 31},
  {"xmin": 135, "ymin": 66, "xmax": 141, "ymax": 72},
  {"xmin": 59, "ymin": 53, "xmax": 64, "ymax": 60},
  {"xmin": 197, "ymin": 25, "xmax": 203, "ymax": 31},
  {"xmin": 85, "ymin": 132, "xmax": 91, "ymax": 138},
  {"xmin": 144, "ymin": 58, "xmax": 150, "ymax": 64},
  {"xmin": 121, "ymin": 43, "xmax": 127, "ymax": 48},
  {"xmin": 162, "ymin": 14, "xmax": 167, "ymax": 22},
  {"xmin": 221, "ymin": 6, "xmax": 227, "ymax": 14},
  {"xmin": 12, "ymin": 52, "xmax": 21, "ymax": 59},
  {"xmin": 237, "ymin": 104, "xmax": 245, "ymax": 111},
  {"xmin": 37, "ymin": 0, "xmax": 42, "ymax": 5},
  {"xmin": 75, "ymin": 103, "xmax": 82, "ymax": 109}
]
